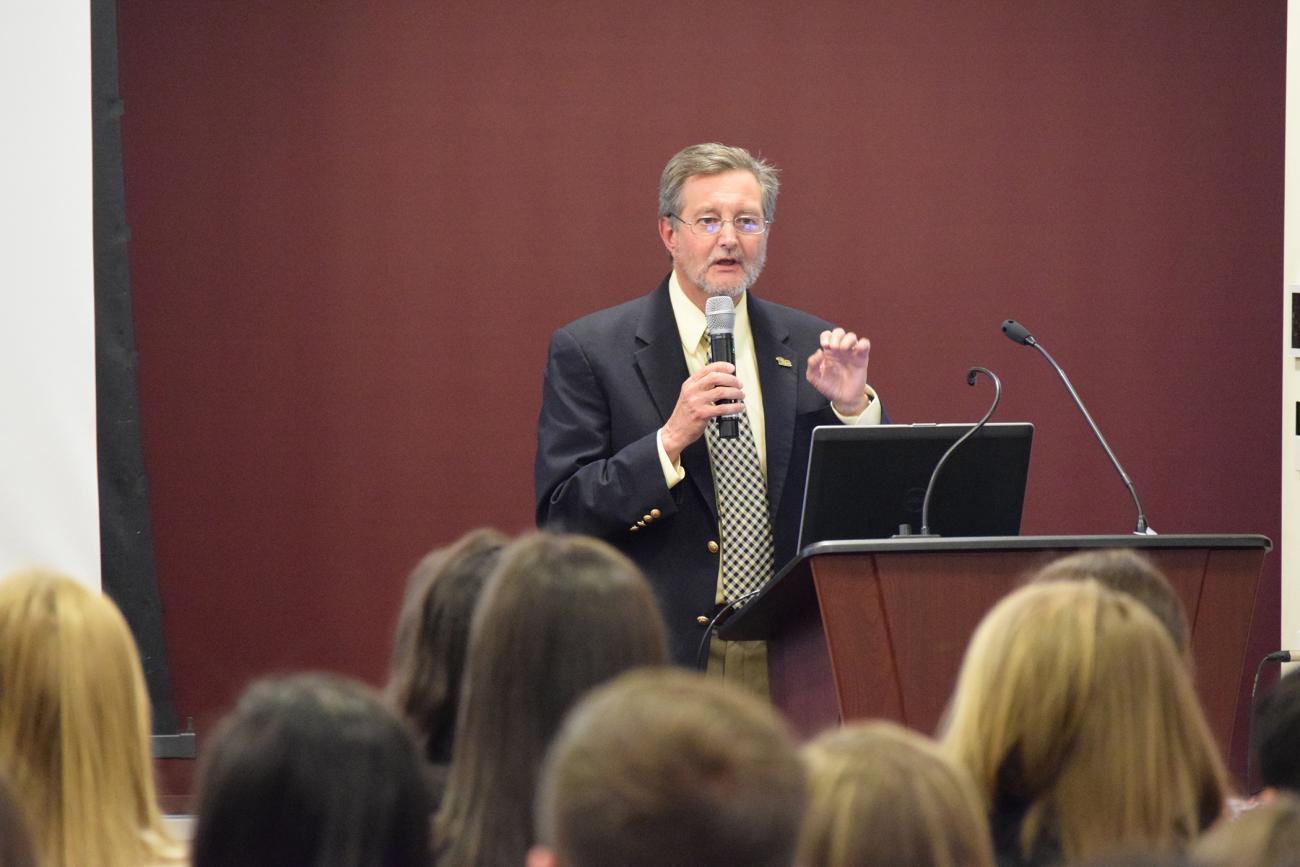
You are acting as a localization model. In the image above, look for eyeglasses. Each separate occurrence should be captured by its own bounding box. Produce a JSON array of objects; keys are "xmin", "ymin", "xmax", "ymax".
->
[{"xmin": 669, "ymin": 213, "xmax": 771, "ymax": 236}]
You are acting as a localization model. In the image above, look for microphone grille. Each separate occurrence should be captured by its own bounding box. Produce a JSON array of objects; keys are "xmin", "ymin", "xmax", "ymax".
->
[
  {"xmin": 705, "ymin": 295, "xmax": 736, "ymax": 334},
  {"xmin": 1001, "ymin": 319, "xmax": 1035, "ymax": 346}
]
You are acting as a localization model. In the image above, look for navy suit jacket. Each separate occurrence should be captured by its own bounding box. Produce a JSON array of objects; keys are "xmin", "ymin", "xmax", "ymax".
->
[{"xmin": 534, "ymin": 277, "xmax": 884, "ymax": 665}]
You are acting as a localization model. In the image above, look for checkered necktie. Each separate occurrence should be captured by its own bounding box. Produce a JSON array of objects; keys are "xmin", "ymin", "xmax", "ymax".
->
[{"xmin": 705, "ymin": 408, "xmax": 775, "ymax": 602}]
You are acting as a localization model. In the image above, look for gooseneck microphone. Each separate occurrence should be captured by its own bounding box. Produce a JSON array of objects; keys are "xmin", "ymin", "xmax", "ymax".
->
[
  {"xmin": 705, "ymin": 296, "xmax": 739, "ymax": 439},
  {"xmin": 1001, "ymin": 319, "xmax": 1154, "ymax": 535},
  {"xmin": 915, "ymin": 367, "xmax": 1002, "ymax": 537},
  {"xmin": 1248, "ymin": 649, "xmax": 1299, "ymax": 793}
]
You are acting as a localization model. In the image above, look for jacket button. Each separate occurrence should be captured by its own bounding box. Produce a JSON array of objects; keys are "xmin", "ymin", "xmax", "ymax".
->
[
  {"xmin": 629, "ymin": 525, "xmax": 639, "ymax": 533},
  {"xmin": 707, "ymin": 540, "xmax": 719, "ymax": 554},
  {"xmin": 651, "ymin": 508, "xmax": 662, "ymax": 518},
  {"xmin": 696, "ymin": 616, "xmax": 709, "ymax": 626},
  {"xmin": 642, "ymin": 514, "xmax": 653, "ymax": 523}
]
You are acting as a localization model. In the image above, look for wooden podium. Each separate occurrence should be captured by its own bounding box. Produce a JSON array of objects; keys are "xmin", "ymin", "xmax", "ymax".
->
[{"xmin": 717, "ymin": 535, "xmax": 1271, "ymax": 763}]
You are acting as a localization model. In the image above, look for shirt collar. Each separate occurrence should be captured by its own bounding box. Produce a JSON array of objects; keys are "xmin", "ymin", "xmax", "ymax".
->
[{"xmin": 667, "ymin": 272, "xmax": 751, "ymax": 356}]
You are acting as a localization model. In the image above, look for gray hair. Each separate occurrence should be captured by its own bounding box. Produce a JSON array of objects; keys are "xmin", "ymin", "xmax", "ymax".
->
[{"xmin": 658, "ymin": 143, "xmax": 780, "ymax": 222}]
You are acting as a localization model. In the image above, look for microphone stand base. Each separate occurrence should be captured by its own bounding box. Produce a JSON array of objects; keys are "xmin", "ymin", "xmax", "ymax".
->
[{"xmin": 893, "ymin": 524, "xmax": 940, "ymax": 539}]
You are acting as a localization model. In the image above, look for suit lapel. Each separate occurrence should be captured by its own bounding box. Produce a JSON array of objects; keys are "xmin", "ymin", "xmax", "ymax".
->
[
  {"xmin": 633, "ymin": 278, "xmax": 717, "ymax": 520},
  {"xmin": 749, "ymin": 296, "xmax": 797, "ymax": 517}
]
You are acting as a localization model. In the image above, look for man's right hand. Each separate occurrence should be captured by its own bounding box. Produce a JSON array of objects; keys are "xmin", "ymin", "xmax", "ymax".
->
[{"xmin": 659, "ymin": 362, "xmax": 745, "ymax": 464}]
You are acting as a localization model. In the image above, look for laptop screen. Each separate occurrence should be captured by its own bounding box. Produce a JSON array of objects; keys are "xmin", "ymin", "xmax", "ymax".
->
[{"xmin": 796, "ymin": 423, "xmax": 1034, "ymax": 548}]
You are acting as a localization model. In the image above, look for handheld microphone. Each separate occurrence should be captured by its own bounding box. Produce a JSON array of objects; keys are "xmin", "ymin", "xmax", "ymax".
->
[
  {"xmin": 705, "ymin": 296, "xmax": 739, "ymax": 439},
  {"xmin": 1001, "ymin": 319, "xmax": 1154, "ymax": 535},
  {"xmin": 899, "ymin": 367, "xmax": 1002, "ymax": 538}
]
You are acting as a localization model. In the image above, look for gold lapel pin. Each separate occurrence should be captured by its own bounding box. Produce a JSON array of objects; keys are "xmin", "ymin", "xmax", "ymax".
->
[{"xmin": 775, "ymin": 356, "xmax": 793, "ymax": 368}]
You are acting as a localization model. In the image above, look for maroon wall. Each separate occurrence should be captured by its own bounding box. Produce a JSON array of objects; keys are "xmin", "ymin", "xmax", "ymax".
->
[{"xmin": 117, "ymin": 2, "xmax": 1284, "ymax": 777}]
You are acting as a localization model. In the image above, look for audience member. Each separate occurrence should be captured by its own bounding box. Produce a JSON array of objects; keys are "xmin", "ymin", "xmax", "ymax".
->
[
  {"xmin": 0, "ymin": 569, "xmax": 183, "ymax": 867},
  {"xmin": 433, "ymin": 532, "xmax": 669, "ymax": 867},
  {"xmin": 529, "ymin": 667, "xmax": 807, "ymax": 867},
  {"xmin": 1030, "ymin": 548, "xmax": 1191, "ymax": 662},
  {"xmin": 384, "ymin": 527, "xmax": 507, "ymax": 802},
  {"xmin": 942, "ymin": 580, "xmax": 1226, "ymax": 866},
  {"xmin": 1254, "ymin": 667, "xmax": 1300, "ymax": 798},
  {"xmin": 798, "ymin": 721, "xmax": 993, "ymax": 867},
  {"xmin": 1191, "ymin": 793, "xmax": 1300, "ymax": 867},
  {"xmin": 191, "ymin": 672, "xmax": 434, "ymax": 867}
]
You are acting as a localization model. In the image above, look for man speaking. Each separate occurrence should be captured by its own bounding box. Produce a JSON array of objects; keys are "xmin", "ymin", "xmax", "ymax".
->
[{"xmin": 535, "ymin": 143, "xmax": 886, "ymax": 691}]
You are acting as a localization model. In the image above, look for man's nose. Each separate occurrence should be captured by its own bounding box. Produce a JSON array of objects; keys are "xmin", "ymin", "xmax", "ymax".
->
[{"xmin": 716, "ymin": 220, "xmax": 739, "ymax": 244}]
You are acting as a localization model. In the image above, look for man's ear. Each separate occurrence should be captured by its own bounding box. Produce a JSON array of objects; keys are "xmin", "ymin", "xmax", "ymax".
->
[
  {"xmin": 658, "ymin": 215, "xmax": 677, "ymax": 258},
  {"xmin": 527, "ymin": 844, "xmax": 560, "ymax": 867}
]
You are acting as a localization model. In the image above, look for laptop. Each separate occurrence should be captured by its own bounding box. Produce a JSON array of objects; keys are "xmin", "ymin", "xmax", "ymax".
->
[{"xmin": 795, "ymin": 423, "xmax": 1034, "ymax": 549}]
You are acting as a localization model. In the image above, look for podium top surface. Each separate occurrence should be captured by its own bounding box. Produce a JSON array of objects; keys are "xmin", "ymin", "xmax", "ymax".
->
[
  {"xmin": 799, "ymin": 533, "xmax": 1272, "ymax": 557},
  {"xmin": 717, "ymin": 534, "xmax": 1272, "ymax": 642}
]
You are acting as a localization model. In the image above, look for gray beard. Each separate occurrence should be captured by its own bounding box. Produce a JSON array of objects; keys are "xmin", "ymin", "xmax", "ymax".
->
[{"xmin": 691, "ymin": 248, "xmax": 767, "ymax": 299}]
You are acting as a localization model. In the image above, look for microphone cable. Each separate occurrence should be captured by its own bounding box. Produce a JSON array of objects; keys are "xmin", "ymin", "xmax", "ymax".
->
[{"xmin": 694, "ymin": 587, "xmax": 763, "ymax": 671}]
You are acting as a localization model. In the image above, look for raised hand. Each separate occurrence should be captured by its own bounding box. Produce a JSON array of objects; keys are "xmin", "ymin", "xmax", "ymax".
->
[{"xmin": 806, "ymin": 328, "xmax": 871, "ymax": 415}]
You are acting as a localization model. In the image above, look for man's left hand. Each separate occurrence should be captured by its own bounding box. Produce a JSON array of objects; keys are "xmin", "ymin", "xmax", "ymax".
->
[{"xmin": 806, "ymin": 328, "xmax": 871, "ymax": 416}]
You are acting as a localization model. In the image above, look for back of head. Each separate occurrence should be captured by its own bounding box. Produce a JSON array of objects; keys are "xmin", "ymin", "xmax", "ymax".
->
[
  {"xmin": 192, "ymin": 673, "xmax": 434, "ymax": 867},
  {"xmin": 799, "ymin": 722, "xmax": 993, "ymax": 867},
  {"xmin": 384, "ymin": 527, "xmax": 508, "ymax": 767},
  {"xmin": 436, "ymin": 532, "xmax": 668, "ymax": 867},
  {"xmin": 535, "ymin": 668, "xmax": 807, "ymax": 867},
  {"xmin": 1256, "ymin": 668, "xmax": 1300, "ymax": 795},
  {"xmin": 1030, "ymin": 548, "xmax": 1190, "ymax": 658},
  {"xmin": 942, "ymin": 580, "xmax": 1226, "ymax": 863},
  {"xmin": 0, "ymin": 569, "xmax": 169, "ymax": 867},
  {"xmin": 1191, "ymin": 795, "xmax": 1300, "ymax": 867}
]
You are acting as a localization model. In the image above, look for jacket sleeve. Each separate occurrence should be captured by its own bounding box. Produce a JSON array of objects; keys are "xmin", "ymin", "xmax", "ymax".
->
[{"xmin": 534, "ymin": 327, "xmax": 681, "ymax": 538}]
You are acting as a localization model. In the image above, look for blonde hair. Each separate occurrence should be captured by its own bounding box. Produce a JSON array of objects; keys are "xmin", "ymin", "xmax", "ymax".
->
[
  {"xmin": 799, "ymin": 722, "xmax": 993, "ymax": 867},
  {"xmin": 1192, "ymin": 794, "xmax": 1300, "ymax": 867},
  {"xmin": 942, "ymin": 580, "xmax": 1226, "ymax": 862},
  {"xmin": 0, "ymin": 570, "xmax": 177, "ymax": 867}
]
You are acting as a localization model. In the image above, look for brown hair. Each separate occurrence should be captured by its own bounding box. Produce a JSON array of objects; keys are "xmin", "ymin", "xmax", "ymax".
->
[
  {"xmin": 799, "ymin": 722, "xmax": 994, "ymax": 867},
  {"xmin": 1031, "ymin": 548, "xmax": 1191, "ymax": 658},
  {"xmin": 384, "ymin": 528, "xmax": 507, "ymax": 767},
  {"xmin": 535, "ymin": 668, "xmax": 807, "ymax": 867},
  {"xmin": 433, "ymin": 532, "xmax": 668, "ymax": 867},
  {"xmin": 942, "ymin": 580, "xmax": 1226, "ymax": 863},
  {"xmin": 1191, "ymin": 794, "xmax": 1300, "ymax": 867},
  {"xmin": 659, "ymin": 142, "xmax": 781, "ymax": 220}
]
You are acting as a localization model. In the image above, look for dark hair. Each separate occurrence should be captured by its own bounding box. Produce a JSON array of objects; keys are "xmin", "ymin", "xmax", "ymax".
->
[
  {"xmin": 384, "ymin": 528, "xmax": 507, "ymax": 767},
  {"xmin": 192, "ymin": 673, "xmax": 434, "ymax": 867},
  {"xmin": 0, "ymin": 773, "xmax": 37, "ymax": 867},
  {"xmin": 1030, "ymin": 549, "xmax": 1190, "ymax": 657},
  {"xmin": 434, "ymin": 532, "xmax": 668, "ymax": 867},
  {"xmin": 1256, "ymin": 668, "xmax": 1300, "ymax": 794},
  {"xmin": 536, "ymin": 668, "xmax": 807, "ymax": 867}
]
